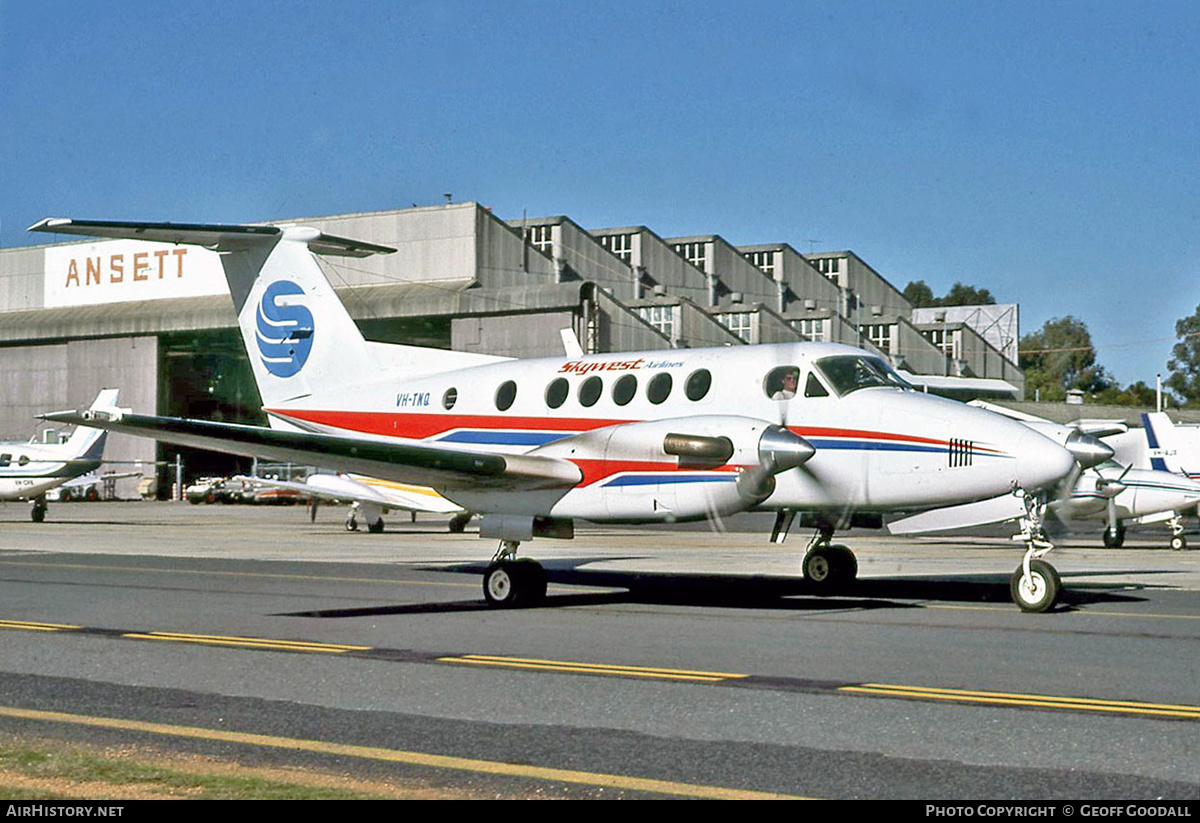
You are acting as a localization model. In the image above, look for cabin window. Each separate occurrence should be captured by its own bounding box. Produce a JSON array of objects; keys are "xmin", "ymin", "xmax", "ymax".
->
[
  {"xmin": 18, "ymin": 455, "xmax": 29, "ymax": 466},
  {"xmin": 495, "ymin": 380, "xmax": 517, "ymax": 411},
  {"xmin": 0, "ymin": 454, "xmax": 9, "ymax": 467},
  {"xmin": 579, "ymin": 376, "xmax": 603, "ymax": 407},
  {"xmin": 612, "ymin": 374, "xmax": 637, "ymax": 406},
  {"xmin": 647, "ymin": 373, "xmax": 672, "ymax": 405},
  {"xmin": 545, "ymin": 378, "xmax": 569, "ymax": 409},
  {"xmin": 442, "ymin": 388, "xmax": 458, "ymax": 410},
  {"xmin": 764, "ymin": 366, "xmax": 800, "ymax": 400},
  {"xmin": 685, "ymin": 369, "xmax": 712, "ymax": 401},
  {"xmin": 804, "ymin": 372, "xmax": 829, "ymax": 398}
]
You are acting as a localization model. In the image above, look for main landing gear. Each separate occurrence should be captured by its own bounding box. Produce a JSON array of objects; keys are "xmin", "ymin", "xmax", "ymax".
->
[
  {"xmin": 799, "ymin": 521, "xmax": 859, "ymax": 593},
  {"xmin": 483, "ymin": 540, "xmax": 547, "ymax": 608},
  {"xmin": 1010, "ymin": 492, "xmax": 1061, "ymax": 613},
  {"xmin": 30, "ymin": 496, "xmax": 47, "ymax": 523}
]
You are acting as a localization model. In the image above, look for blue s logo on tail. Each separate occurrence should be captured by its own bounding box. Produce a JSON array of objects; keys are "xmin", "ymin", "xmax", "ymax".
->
[{"xmin": 256, "ymin": 281, "xmax": 314, "ymax": 377}]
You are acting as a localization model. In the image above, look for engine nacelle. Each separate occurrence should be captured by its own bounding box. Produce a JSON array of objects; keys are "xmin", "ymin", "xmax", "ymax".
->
[{"xmin": 530, "ymin": 415, "xmax": 814, "ymax": 523}]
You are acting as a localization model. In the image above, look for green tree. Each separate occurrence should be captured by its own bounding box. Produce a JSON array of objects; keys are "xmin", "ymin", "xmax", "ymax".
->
[
  {"xmin": 1019, "ymin": 316, "xmax": 1113, "ymax": 401},
  {"xmin": 1166, "ymin": 305, "xmax": 1200, "ymax": 404},
  {"xmin": 902, "ymin": 280, "xmax": 997, "ymax": 308},
  {"xmin": 941, "ymin": 282, "xmax": 996, "ymax": 306},
  {"xmin": 902, "ymin": 280, "xmax": 937, "ymax": 308}
]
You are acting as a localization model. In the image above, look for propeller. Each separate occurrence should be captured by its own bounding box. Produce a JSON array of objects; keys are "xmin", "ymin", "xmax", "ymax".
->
[{"xmin": 735, "ymin": 425, "xmax": 816, "ymax": 504}]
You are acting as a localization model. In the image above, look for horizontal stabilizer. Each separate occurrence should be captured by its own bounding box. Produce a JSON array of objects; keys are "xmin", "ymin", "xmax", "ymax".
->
[
  {"xmin": 28, "ymin": 218, "xmax": 395, "ymax": 257},
  {"xmin": 887, "ymin": 494, "xmax": 1027, "ymax": 535}
]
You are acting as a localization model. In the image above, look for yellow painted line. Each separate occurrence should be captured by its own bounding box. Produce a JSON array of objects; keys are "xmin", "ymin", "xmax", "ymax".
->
[
  {"xmin": 841, "ymin": 683, "xmax": 1200, "ymax": 720},
  {"xmin": 440, "ymin": 654, "xmax": 749, "ymax": 683},
  {"xmin": 0, "ymin": 559, "xmax": 477, "ymax": 589},
  {"xmin": 0, "ymin": 705, "xmax": 805, "ymax": 799},
  {"xmin": 926, "ymin": 604, "xmax": 1200, "ymax": 620},
  {"xmin": 0, "ymin": 619, "xmax": 81, "ymax": 632},
  {"xmin": 122, "ymin": 631, "xmax": 371, "ymax": 654}
]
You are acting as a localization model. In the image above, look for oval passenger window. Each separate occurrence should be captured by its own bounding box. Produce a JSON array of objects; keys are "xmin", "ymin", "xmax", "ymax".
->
[
  {"xmin": 545, "ymin": 378, "xmax": 569, "ymax": 409},
  {"xmin": 647, "ymin": 373, "xmax": 672, "ymax": 404},
  {"xmin": 685, "ymin": 369, "xmax": 711, "ymax": 401},
  {"xmin": 612, "ymin": 374, "xmax": 637, "ymax": 406},
  {"xmin": 579, "ymin": 376, "xmax": 603, "ymax": 407},
  {"xmin": 495, "ymin": 380, "xmax": 517, "ymax": 411}
]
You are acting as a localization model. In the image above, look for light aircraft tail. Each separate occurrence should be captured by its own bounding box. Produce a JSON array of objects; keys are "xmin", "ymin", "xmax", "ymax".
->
[
  {"xmin": 1141, "ymin": 412, "xmax": 1196, "ymax": 478},
  {"xmin": 28, "ymin": 219, "xmax": 508, "ymax": 413},
  {"xmin": 56, "ymin": 388, "xmax": 119, "ymax": 461}
]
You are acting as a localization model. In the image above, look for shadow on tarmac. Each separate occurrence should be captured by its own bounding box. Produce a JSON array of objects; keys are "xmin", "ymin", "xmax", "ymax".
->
[{"xmin": 284, "ymin": 559, "xmax": 1163, "ymax": 618}]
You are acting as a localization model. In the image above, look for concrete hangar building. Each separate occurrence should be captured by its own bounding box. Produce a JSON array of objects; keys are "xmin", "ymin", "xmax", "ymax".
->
[{"xmin": 0, "ymin": 203, "xmax": 1025, "ymax": 497}]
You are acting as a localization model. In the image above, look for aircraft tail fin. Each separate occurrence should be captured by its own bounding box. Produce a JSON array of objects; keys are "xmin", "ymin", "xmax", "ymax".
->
[
  {"xmin": 1142, "ymin": 412, "xmax": 1194, "ymax": 476},
  {"xmin": 60, "ymin": 388, "xmax": 119, "ymax": 460},
  {"xmin": 28, "ymin": 219, "xmax": 401, "ymax": 408}
]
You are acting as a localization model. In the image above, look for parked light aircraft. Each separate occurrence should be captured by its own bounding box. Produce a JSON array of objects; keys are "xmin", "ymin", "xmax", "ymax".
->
[
  {"xmin": 0, "ymin": 389, "xmax": 117, "ymax": 521},
  {"xmin": 237, "ymin": 472, "xmax": 471, "ymax": 533},
  {"xmin": 31, "ymin": 218, "xmax": 1104, "ymax": 612}
]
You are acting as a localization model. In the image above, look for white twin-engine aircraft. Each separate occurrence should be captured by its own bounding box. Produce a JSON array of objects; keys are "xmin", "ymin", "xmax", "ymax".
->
[
  {"xmin": 1, "ymin": 388, "xmax": 117, "ymax": 522},
  {"xmin": 31, "ymin": 219, "xmax": 1107, "ymax": 612}
]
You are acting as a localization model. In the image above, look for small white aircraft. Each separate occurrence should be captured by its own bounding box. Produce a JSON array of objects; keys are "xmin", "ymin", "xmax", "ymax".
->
[
  {"xmin": 31, "ymin": 218, "xmax": 1104, "ymax": 612},
  {"xmin": 236, "ymin": 471, "xmax": 471, "ymax": 533},
  {"xmin": 0, "ymin": 389, "xmax": 118, "ymax": 521}
]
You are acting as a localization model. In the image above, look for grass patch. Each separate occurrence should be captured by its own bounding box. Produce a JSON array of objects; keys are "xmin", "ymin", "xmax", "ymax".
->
[{"xmin": 0, "ymin": 734, "xmax": 504, "ymax": 800}]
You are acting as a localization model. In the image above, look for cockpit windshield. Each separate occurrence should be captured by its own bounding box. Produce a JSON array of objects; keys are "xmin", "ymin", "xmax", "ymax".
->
[{"xmin": 814, "ymin": 355, "xmax": 912, "ymax": 396}]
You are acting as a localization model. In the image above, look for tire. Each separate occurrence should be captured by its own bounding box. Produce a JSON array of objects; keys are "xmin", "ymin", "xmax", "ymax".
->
[
  {"xmin": 448, "ymin": 513, "xmax": 472, "ymax": 533},
  {"xmin": 30, "ymin": 505, "xmax": 46, "ymax": 523},
  {"xmin": 345, "ymin": 516, "xmax": 358, "ymax": 532},
  {"xmin": 1010, "ymin": 559, "xmax": 1061, "ymax": 613},
  {"xmin": 60, "ymin": 488, "xmax": 74, "ymax": 503},
  {"xmin": 1171, "ymin": 535, "xmax": 1187, "ymax": 551},
  {"xmin": 483, "ymin": 560, "xmax": 546, "ymax": 608},
  {"xmin": 803, "ymin": 544, "xmax": 856, "ymax": 592},
  {"xmin": 368, "ymin": 518, "xmax": 384, "ymax": 534},
  {"xmin": 1102, "ymin": 525, "xmax": 1125, "ymax": 548}
]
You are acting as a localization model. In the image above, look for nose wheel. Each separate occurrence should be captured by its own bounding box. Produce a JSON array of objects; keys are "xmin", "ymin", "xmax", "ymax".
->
[
  {"xmin": 1010, "ymin": 558, "xmax": 1060, "ymax": 613},
  {"xmin": 1012, "ymin": 492, "xmax": 1062, "ymax": 612}
]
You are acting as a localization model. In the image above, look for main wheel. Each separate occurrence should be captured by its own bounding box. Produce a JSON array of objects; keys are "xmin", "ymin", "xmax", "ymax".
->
[
  {"xmin": 483, "ymin": 560, "xmax": 546, "ymax": 608},
  {"xmin": 803, "ymin": 544, "xmax": 856, "ymax": 592},
  {"xmin": 1010, "ymin": 559, "xmax": 1061, "ymax": 613},
  {"xmin": 448, "ymin": 512, "xmax": 472, "ymax": 533},
  {"xmin": 368, "ymin": 518, "xmax": 384, "ymax": 534},
  {"xmin": 30, "ymin": 504, "xmax": 46, "ymax": 523},
  {"xmin": 345, "ymin": 515, "xmax": 358, "ymax": 532},
  {"xmin": 1170, "ymin": 534, "xmax": 1187, "ymax": 551},
  {"xmin": 1102, "ymin": 525, "xmax": 1125, "ymax": 548}
]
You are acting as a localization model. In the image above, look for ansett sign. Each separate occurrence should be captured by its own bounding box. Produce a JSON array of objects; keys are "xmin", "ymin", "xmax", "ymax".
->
[{"xmin": 44, "ymin": 239, "xmax": 230, "ymax": 308}]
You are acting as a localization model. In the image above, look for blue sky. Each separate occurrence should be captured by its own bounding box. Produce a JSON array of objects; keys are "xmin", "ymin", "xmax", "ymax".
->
[{"xmin": 3, "ymin": 0, "xmax": 1199, "ymax": 386}]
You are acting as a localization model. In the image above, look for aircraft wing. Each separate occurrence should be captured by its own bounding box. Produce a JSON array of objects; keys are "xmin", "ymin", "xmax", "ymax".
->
[
  {"xmin": 237, "ymin": 473, "xmax": 463, "ymax": 514},
  {"xmin": 39, "ymin": 410, "xmax": 582, "ymax": 491}
]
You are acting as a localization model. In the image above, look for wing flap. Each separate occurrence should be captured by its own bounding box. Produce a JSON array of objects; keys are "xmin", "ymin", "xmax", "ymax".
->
[{"xmin": 40, "ymin": 411, "xmax": 581, "ymax": 491}]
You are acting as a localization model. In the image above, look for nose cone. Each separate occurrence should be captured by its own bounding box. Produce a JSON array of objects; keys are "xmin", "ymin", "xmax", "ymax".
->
[
  {"xmin": 1065, "ymin": 430, "xmax": 1115, "ymax": 470},
  {"xmin": 1011, "ymin": 425, "xmax": 1077, "ymax": 492}
]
